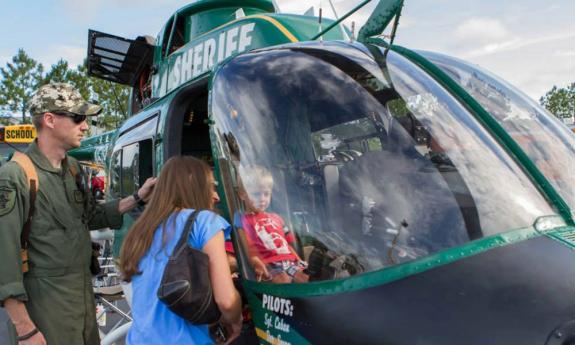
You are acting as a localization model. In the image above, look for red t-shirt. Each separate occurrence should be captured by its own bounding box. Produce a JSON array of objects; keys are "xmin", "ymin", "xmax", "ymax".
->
[
  {"xmin": 225, "ymin": 241, "xmax": 235, "ymax": 254},
  {"xmin": 91, "ymin": 176, "xmax": 105, "ymax": 191},
  {"xmin": 240, "ymin": 212, "xmax": 297, "ymax": 264}
]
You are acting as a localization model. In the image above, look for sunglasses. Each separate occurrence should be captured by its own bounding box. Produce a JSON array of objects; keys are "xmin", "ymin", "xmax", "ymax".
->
[{"xmin": 52, "ymin": 111, "xmax": 88, "ymax": 124}]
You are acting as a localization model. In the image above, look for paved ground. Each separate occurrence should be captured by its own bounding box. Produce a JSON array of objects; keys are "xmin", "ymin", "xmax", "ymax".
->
[
  {"xmin": 1, "ymin": 305, "xmax": 260, "ymax": 345},
  {"xmin": 0, "ymin": 300, "xmax": 128, "ymax": 345},
  {"xmin": 98, "ymin": 298, "xmax": 129, "ymax": 345}
]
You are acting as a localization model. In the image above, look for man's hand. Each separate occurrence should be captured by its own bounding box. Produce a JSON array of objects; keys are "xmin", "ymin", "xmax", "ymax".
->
[
  {"xmin": 137, "ymin": 177, "xmax": 157, "ymax": 202},
  {"xmin": 4, "ymin": 299, "xmax": 46, "ymax": 345},
  {"xmin": 118, "ymin": 177, "xmax": 157, "ymax": 213},
  {"xmin": 19, "ymin": 331, "xmax": 46, "ymax": 345}
]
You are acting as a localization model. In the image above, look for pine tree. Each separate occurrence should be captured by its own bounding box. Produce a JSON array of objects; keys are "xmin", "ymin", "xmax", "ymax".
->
[
  {"xmin": 68, "ymin": 61, "xmax": 129, "ymax": 131},
  {"xmin": 0, "ymin": 51, "xmax": 130, "ymax": 129},
  {"xmin": 43, "ymin": 59, "xmax": 72, "ymax": 84},
  {"xmin": 0, "ymin": 49, "xmax": 44, "ymax": 123}
]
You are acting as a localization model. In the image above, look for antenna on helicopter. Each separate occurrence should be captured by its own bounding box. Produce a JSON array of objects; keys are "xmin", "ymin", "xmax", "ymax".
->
[
  {"xmin": 318, "ymin": 1, "xmax": 323, "ymax": 42},
  {"xmin": 235, "ymin": 8, "xmax": 246, "ymax": 19},
  {"xmin": 312, "ymin": 0, "xmax": 371, "ymax": 41},
  {"xmin": 303, "ymin": 6, "xmax": 314, "ymax": 16},
  {"xmin": 271, "ymin": 0, "xmax": 281, "ymax": 12},
  {"xmin": 328, "ymin": 0, "xmax": 339, "ymax": 19}
]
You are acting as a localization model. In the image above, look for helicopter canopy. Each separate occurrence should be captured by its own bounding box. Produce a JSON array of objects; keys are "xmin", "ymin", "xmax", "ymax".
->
[
  {"xmin": 211, "ymin": 42, "xmax": 556, "ymax": 279},
  {"xmin": 420, "ymin": 50, "xmax": 575, "ymax": 209}
]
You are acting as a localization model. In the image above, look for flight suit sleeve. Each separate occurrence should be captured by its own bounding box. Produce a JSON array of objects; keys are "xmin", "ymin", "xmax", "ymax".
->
[
  {"xmin": 0, "ymin": 164, "xmax": 30, "ymax": 306},
  {"xmin": 69, "ymin": 159, "xmax": 123, "ymax": 231},
  {"xmin": 85, "ymin": 199, "xmax": 123, "ymax": 230}
]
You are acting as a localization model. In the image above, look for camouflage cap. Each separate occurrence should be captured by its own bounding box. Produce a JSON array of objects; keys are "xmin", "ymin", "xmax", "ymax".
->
[{"xmin": 28, "ymin": 83, "xmax": 102, "ymax": 116}]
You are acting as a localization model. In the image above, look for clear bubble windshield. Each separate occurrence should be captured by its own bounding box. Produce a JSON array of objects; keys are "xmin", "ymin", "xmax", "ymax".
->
[
  {"xmin": 211, "ymin": 44, "xmax": 554, "ymax": 280},
  {"xmin": 420, "ymin": 51, "xmax": 575, "ymax": 208}
]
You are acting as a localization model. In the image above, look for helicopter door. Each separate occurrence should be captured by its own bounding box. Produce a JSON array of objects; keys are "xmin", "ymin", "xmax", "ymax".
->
[
  {"xmin": 110, "ymin": 114, "xmax": 159, "ymax": 199},
  {"xmin": 87, "ymin": 30, "xmax": 155, "ymax": 114},
  {"xmin": 164, "ymin": 80, "xmax": 213, "ymax": 165}
]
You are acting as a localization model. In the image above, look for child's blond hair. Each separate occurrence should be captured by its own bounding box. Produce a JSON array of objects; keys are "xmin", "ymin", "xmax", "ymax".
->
[{"xmin": 240, "ymin": 165, "xmax": 273, "ymax": 191}]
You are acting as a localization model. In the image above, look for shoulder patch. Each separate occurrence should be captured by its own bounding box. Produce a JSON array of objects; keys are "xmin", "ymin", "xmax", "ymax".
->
[{"xmin": 0, "ymin": 187, "xmax": 16, "ymax": 216}]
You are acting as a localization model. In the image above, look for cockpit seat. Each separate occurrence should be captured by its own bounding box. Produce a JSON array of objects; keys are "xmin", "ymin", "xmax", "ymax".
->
[{"xmin": 337, "ymin": 150, "xmax": 469, "ymax": 256}]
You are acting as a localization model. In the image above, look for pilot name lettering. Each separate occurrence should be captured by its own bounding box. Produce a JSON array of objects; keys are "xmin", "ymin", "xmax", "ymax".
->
[
  {"xmin": 265, "ymin": 330, "xmax": 291, "ymax": 345},
  {"xmin": 264, "ymin": 313, "xmax": 290, "ymax": 333},
  {"xmin": 275, "ymin": 316, "xmax": 290, "ymax": 332}
]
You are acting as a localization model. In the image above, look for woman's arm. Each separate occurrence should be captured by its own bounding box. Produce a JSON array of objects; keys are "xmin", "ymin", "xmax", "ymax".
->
[{"xmin": 203, "ymin": 231, "xmax": 242, "ymax": 343}]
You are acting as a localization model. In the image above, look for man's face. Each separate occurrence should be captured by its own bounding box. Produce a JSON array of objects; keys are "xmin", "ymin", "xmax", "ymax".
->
[
  {"xmin": 50, "ymin": 113, "xmax": 89, "ymax": 149},
  {"xmin": 244, "ymin": 183, "xmax": 272, "ymax": 213}
]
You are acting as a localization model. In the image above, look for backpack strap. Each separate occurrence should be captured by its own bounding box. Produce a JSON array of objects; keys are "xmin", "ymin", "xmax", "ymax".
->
[
  {"xmin": 68, "ymin": 160, "xmax": 78, "ymax": 178},
  {"xmin": 11, "ymin": 152, "xmax": 39, "ymax": 191},
  {"xmin": 67, "ymin": 159, "xmax": 85, "ymax": 193},
  {"xmin": 10, "ymin": 152, "xmax": 38, "ymax": 249},
  {"xmin": 67, "ymin": 159, "xmax": 91, "ymax": 224}
]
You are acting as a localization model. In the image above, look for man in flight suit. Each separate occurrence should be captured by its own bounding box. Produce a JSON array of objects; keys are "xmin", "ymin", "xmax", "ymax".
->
[{"xmin": 0, "ymin": 83, "xmax": 156, "ymax": 344}]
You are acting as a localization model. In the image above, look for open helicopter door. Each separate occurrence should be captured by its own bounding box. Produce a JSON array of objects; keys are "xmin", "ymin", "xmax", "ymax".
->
[
  {"xmin": 87, "ymin": 30, "xmax": 156, "ymax": 113},
  {"xmin": 87, "ymin": 30, "xmax": 155, "ymax": 85}
]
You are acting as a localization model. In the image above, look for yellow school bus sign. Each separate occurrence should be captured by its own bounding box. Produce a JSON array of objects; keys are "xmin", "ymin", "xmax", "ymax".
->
[{"xmin": 0, "ymin": 125, "xmax": 36, "ymax": 144}]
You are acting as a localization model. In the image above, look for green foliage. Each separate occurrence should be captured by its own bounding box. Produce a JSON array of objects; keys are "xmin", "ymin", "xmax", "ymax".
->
[
  {"xmin": 96, "ymin": 113, "xmax": 124, "ymax": 132},
  {"xmin": 90, "ymin": 77, "xmax": 129, "ymax": 121},
  {"xmin": 0, "ymin": 49, "xmax": 44, "ymax": 123},
  {"xmin": 67, "ymin": 62, "xmax": 92, "ymax": 100},
  {"xmin": 0, "ymin": 50, "xmax": 130, "ymax": 131},
  {"xmin": 43, "ymin": 59, "xmax": 72, "ymax": 84},
  {"xmin": 539, "ymin": 83, "xmax": 575, "ymax": 118},
  {"xmin": 0, "ymin": 117, "xmax": 13, "ymax": 126},
  {"xmin": 66, "ymin": 61, "xmax": 130, "ymax": 131}
]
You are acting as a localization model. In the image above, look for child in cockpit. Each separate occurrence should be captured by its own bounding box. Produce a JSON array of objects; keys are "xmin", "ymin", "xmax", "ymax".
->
[{"xmin": 236, "ymin": 166, "xmax": 308, "ymax": 283}]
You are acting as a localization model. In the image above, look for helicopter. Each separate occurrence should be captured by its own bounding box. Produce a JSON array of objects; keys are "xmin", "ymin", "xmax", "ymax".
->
[{"xmin": 71, "ymin": 0, "xmax": 575, "ymax": 343}]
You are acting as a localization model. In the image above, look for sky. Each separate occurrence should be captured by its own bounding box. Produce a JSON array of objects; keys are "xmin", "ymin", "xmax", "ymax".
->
[{"xmin": 0, "ymin": 0, "xmax": 574, "ymax": 101}]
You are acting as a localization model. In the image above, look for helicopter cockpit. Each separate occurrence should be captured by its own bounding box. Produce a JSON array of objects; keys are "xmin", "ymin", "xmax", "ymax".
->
[{"xmin": 211, "ymin": 42, "xmax": 556, "ymax": 282}]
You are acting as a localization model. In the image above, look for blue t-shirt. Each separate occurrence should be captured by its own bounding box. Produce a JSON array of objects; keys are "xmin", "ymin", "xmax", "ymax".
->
[{"xmin": 127, "ymin": 209, "xmax": 231, "ymax": 345}]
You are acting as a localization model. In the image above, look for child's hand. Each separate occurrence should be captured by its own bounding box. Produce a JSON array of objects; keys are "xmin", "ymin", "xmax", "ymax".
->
[{"xmin": 250, "ymin": 256, "xmax": 270, "ymax": 281}]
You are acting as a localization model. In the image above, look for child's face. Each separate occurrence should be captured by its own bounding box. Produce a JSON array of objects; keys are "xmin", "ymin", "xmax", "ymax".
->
[
  {"xmin": 208, "ymin": 173, "xmax": 220, "ymax": 208},
  {"xmin": 244, "ymin": 183, "xmax": 272, "ymax": 213}
]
